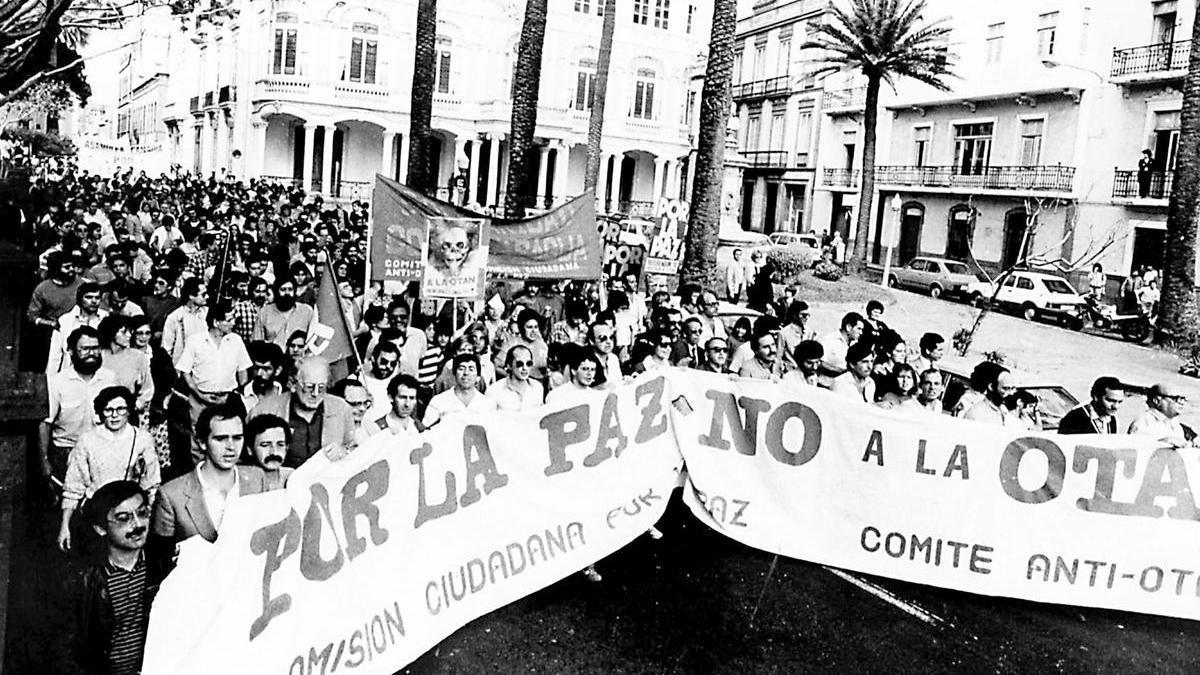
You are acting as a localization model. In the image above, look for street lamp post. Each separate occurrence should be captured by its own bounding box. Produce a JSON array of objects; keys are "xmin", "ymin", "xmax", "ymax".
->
[{"xmin": 880, "ymin": 193, "xmax": 902, "ymax": 289}]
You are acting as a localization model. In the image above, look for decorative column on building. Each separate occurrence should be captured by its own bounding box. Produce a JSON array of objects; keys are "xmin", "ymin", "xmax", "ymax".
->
[
  {"xmin": 552, "ymin": 141, "xmax": 570, "ymax": 207},
  {"xmin": 453, "ymin": 138, "xmax": 469, "ymax": 205},
  {"xmin": 320, "ymin": 124, "xmax": 335, "ymax": 196},
  {"xmin": 398, "ymin": 133, "xmax": 410, "ymax": 184},
  {"xmin": 251, "ymin": 117, "xmax": 268, "ymax": 178},
  {"xmin": 719, "ymin": 115, "xmax": 749, "ymax": 235},
  {"xmin": 652, "ymin": 157, "xmax": 666, "ymax": 203},
  {"xmin": 301, "ymin": 123, "xmax": 315, "ymax": 192},
  {"xmin": 467, "ymin": 137, "xmax": 482, "ymax": 206},
  {"xmin": 599, "ymin": 153, "xmax": 612, "ymax": 212},
  {"xmin": 536, "ymin": 145, "xmax": 550, "ymax": 208},
  {"xmin": 485, "ymin": 133, "xmax": 502, "ymax": 208},
  {"xmin": 611, "ymin": 153, "xmax": 625, "ymax": 213},
  {"xmin": 214, "ymin": 112, "xmax": 229, "ymax": 177},
  {"xmin": 381, "ymin": 130, "xmax": 395, "ymax": 179},
  {"xmin": 686, "ymin": 149, "xmax": 698, "ymax": 199}
]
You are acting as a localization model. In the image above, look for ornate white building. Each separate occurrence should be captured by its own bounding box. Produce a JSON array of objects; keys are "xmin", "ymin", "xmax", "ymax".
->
[{"xmin": 152, "ymin": 0, "xmax": 711, "ymax": 215}]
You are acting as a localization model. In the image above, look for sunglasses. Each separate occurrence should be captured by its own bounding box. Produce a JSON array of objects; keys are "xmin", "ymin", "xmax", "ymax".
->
[{"xmin": 511, "ymin": 360, "xmax": 533, "ymax": 367}]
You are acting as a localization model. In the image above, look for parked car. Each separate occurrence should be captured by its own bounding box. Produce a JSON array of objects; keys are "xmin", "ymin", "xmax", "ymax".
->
[
  {"xmin": 768, "ymin": 231, "xmax": 820, "ymax": 250},
  {"xmin": 887, "ymin": 256, "xmax": 982, "ymax": 299},
  {"xmin": 967, "ymin": 270, "xmax": 1086, "ymax": 329},
  {"xmin": 936, "ymin": 355, "xmax": 1080, "ymax": 431},
  {"xmin": 716, "ymin": 231, "xmax": 771, "ymax": 272}
]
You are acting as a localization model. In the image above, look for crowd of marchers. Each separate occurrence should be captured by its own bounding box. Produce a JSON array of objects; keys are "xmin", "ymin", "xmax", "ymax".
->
[{"xmin": 13, "ymin": 156, "xmax": 1193, "ymax": 675}]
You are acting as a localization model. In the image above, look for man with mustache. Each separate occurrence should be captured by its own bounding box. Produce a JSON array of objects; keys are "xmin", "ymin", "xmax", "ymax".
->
[
  {"xmin": 252, "ymin": 276, "xmax": 315, "ymax": 350},
  {"xmin": 241, "ymin": 414, "xmax": 292, "ymax": 491},
  {"xmin": 42, "ymin": 327, "xmax": 118, "ymax": 499},
  {"xmin": 73, "ymin": 480, "xmax": 169, "ymax": 675},
  {"xmin": 47, "ymin": 282, "xmax": 109, "ymax": 374}
]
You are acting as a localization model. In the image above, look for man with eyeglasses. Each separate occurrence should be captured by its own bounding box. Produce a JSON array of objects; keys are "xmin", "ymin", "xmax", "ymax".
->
[
  {"xmin": 1129, "ymin": 383, "xmax": 1194, "ymax": 447},
  {"xmin": 362, "ymin": 342, "xmax": 402, "ymax": 422},
  {"xmin": 43, "ymin": 327, "xmax": 118, "ymax": 500},
  {"xmin": 73, "ymin": 480, "xmax": 170, "ymax": 675},
  {"xmin": 587, "ymin": 321, "xmax": 624, "ymax": 389},
  {"xmin": 699, "ymin": 337, "xmax": 734, "ymax": 374},
  {"xmin": 695, "ymin": 291, "xmax": 728, "ymax": 344},
  {"xmin": 249, "ymin": 357, "xmax": 358, "ymax": 468},
  {"xmin": 331, "ymin": 378, "xmax": 375, "ymax": 446},
  {"xmin": 674, "ymin": 317, "xmax": 705, "ymax": 367},
  {"xmin": 488, "ymin": 345, "xmax": 545, "ymax": 412},
  {"xmin": 779, "ymin": 301, "xmax": 816, "ymax": 371}
]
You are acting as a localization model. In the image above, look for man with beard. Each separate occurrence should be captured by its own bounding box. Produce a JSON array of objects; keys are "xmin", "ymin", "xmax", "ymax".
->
[
  {"xmin": 250, "ymin": 358, "xmax": 357, "ymax": 468},
  {"xmin": 42, "ymin": 327, "xmax": 118, "ymax": 496},
  {"xmin": 782, "ymin": 340, "xmax": 823, "ymax": 387},
  {"xmin": 28, "ymin": 252, "xmax": 85, "ymax": 369},
  {"xmin": 153, "ymin": 404, "xmax": 269, "ymax": 550},
  {"xmin": 963, "ymin": 365, "xmax": 1016, "ymax": 426},
  {"xmin": 362, "ymin": 341, "xmax": 401, "ymax": 422},
  {"xmin": 252, "ymin": 277, "xmax": 315, "ymax": 350},
  {"xmin": 241, "ymin": 414, "xmax": 293, "ymax": 491},
  {"xmin": 238, "ymin": 341, "xmax": 284, "ymax": 413},
  {"xmin": 73, "ymin": 481, "xmax": 169, "ymax": 675},
  {"xmin": 48, "ymin": 282, "xmax": 109, "ymax": 374}
]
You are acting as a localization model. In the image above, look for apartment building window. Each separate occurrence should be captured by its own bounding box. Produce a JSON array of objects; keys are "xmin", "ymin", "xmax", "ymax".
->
[
  {"xmin": 633, "ymin": 0, "xmax": 649, "ymax": 25},
  {"xmin": 271, "ymin": 12, "xmax": 299, "ymax": 75},
  {"xmin": 684, "ymin": 90, "xmax": 696, "ymax": 126},
  {"xmin": 653, "ymin": 0, "xmax": 670, "ymax": 29},
  {"xmin": 346, "ymin": 23, "xmax": 378, "ymax": 84},
  {"xmin": 686, "ymin": 4, "xmax": 696, "ymax": 34},
  {"xmin": 1037, "ymin": 12, "xmax": 1058, "ymax": 57},
  {"xmin": 769, "ymin": 110, "xmax": 786, "ymax": 150},
  {"xmin": 954, "ymin": 122, "xmax": 993, "ymax": 175},
  {"xmin": 632, "ymin": 68, "xmax": 656, "ymax": 119},
  {"xmin": 574, "ymin": 58, "xmax": 597, "ymax": 111},
  {"xmin": 986, "ymin": 23, "xmax": 1004, "ymax": 64},
  {"xmin": 745, "ymin": 109, "xmax": 762, "ymax": 150},
  {"xmin": 1154, "ymin": 2, "xmax": 1177, "ymax": 44},
  {"xmin": 752, "ymin": 42, "xmax": 766, "ymax": 80},
  {"xmin": 795, "ymin": 110, "xmax": 812, "ymax": 156},
  {"xmin": 1080, "ymin": 7, "xmax": 1091, "ymax": 54},
  {"xmin": 436, "ymin": 36, "xmax": 452, "ymax": 94},
  {"xmin": 574, "ymin": 0, "xmax": 591, "ymax": 12},
  {"xmin": 913, "ymin": 126, "xmax": 931, "ymax": 166},
  {"xmin": 1019, "ymin": 119, "xmax": 1044, "ymax": 165},
  {"xmin": 777, "ymin": 39, "xmax": 791, "ymax": 77},
  {"xmin": 1153, "ymin": 110, "xmax": 1181, "ymax": 171},
  {"xmin": 733, "ymin": 52, "xmax": 743, "ymax": 83}
]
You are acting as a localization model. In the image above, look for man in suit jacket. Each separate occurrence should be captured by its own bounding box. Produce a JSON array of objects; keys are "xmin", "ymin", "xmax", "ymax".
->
[
  {"xmin": 1058, "ymin": 376, "xmax": 1125, "ymax": 434},
  {"xmin": 152, "ymin": 404, "xmax": 269, "ymax": 555},
  {"xmin": 249, "ymin": 357, "xmax": 357, "ymax": 468}
]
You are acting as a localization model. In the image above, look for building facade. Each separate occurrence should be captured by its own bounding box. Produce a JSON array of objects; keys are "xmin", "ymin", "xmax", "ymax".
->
[{"xmin": 151, "ymin": 0, "xmax": 711, "ymax": 215}]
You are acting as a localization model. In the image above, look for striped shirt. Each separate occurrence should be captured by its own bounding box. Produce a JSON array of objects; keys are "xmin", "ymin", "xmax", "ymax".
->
[
  {"xmin": 417, "ymin": 346, "xmax": 443, "ymax": 387},
  {"xmin": 105, "ymin": 554, "xmax": 148, "ymax": 674}
]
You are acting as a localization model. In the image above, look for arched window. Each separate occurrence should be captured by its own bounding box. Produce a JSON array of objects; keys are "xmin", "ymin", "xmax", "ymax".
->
[
  {"xmin": 436, "ymin": 36, "xmax": 453, "ymax": 94},
  {"xmin": 632, "ymin": 67, "xmax": 656, "ymax": 119},
  {"xmin": 574, "ymin": 58, "xmax": 597, "ymax": 111},
  {"xmin": 271, "ymin": 12, "xmax": 299, "ymax": 76},
  {"xmin": 946, "ymin": 204, "xmax": 976, "ymax": 262},
  {"xmin": 346, "ymin": 22, "xmax": 379, "ymax": 84}
]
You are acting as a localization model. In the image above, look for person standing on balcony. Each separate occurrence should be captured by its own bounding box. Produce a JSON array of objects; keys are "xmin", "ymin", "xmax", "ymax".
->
[{"xmin": 1137, "ymin": 149, "xmax": 1154, "ymax": 198}]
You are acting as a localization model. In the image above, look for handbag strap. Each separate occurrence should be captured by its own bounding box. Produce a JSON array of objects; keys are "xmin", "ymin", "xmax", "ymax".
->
[{"xmin": 123, "ymin": 429, "xmax": 139, "ymax": 481}]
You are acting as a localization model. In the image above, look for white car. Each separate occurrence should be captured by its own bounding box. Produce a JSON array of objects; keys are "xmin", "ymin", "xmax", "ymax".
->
[
  {"xmin": 968, "ymin": 270, "xmax": 1086, "ymax": 328},
  {"xmin": 767, "ymin": 231, "xmax": 820, "ymax": 250}
]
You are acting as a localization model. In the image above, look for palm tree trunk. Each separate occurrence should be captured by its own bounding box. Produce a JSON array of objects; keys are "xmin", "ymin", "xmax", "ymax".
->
[
  {"xmin": 406, "ymin": 0, "xmax": 436, "ymax": 194},
  {"xmin": 584, "ymin": 0, "xmax": 616, "ymax": 195},
  {"xmin": 504, "ymin": 0, "xmax": 549, "ymax": 219},
  {"xmin": 681, "ymin": 0, "xmax": 737, "ymax": 290},
  {"xmin": 852, "ymin": 73, "xmax": 882, "ymax": 274},
  {"xmin": 1157, "ymin": 11, "xmax": 1200, "ymax": 344}
]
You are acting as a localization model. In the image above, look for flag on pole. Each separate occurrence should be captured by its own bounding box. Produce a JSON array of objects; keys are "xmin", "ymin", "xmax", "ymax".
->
[{"xmin": 307, "ymin": 256, "xmax": 360, "ymax": 379}]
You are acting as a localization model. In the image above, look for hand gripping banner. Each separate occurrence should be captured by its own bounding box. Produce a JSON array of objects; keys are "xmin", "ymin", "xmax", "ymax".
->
[{"xmin": 143, "ymin": 372, "xmax": 1200, "ymax": 674}]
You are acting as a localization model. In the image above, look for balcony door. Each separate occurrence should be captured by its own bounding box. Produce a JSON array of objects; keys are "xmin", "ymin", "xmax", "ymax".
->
[
  {"xmin": 1153, "ymin": 110, "xmax": 1180, "ymax": 171},
  {"xmin": 953, "ymin": 123, "xmax": 993, "ymax": 176}
]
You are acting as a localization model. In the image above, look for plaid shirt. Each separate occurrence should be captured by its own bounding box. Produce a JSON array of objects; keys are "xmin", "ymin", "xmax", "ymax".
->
[{"xmin": 231, "ymin": 299, "xmax": 258, "ymax": 343}]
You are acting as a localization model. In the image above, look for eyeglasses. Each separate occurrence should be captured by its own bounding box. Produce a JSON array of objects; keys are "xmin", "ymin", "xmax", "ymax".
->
[
  {"xmin": 109, "ymin": 505, "xmax": 152, "ymax": 525},
  {"xmin": 511, "ymin": 360, "xmax": 533, "ymax": 367},
  {"xmin": 441, "ymin": 241, "xmax": 468, "ymax": 250},
  {"xmin": 707, "ymin": 347, "xmax": 729, "ymax": 353},
  {"xmin": 77, "ymin": 345, "xmax": 101, "ymax": 354},
  {"xmin": 346, "ymin": 399, "xmax": 372, "ymax": 408},
  {"xmin": 297, "ymin": 383, "xmax": 327, "ymax": 394},
  {"xmin": 102, "ymin": 405, "xmax": 129, "ymax": 416},
  {"xmin": 593, "ymin": 334, "xmax": 614, "ymax": 342},
  {"xmin": 658, "ymin": 341, "xmax": 674, "ymax": 347}
]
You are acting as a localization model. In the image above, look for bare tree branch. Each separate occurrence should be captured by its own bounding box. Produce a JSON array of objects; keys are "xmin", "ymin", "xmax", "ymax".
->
[{"xmin": 0, "ymin": 39, "xmax": 136, "ymax": 108}]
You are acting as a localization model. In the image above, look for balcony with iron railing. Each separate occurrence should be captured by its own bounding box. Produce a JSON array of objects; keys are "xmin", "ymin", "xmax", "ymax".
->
[
  {"xmin": 874, "ymin": 165, "xmax": 1076, "ymax": 193},
  {"xmin": 1111, "ymin": 39, "xmax": 1191, "ymax": 82},
  {"xmin": 1112, "ymin": 168, "xmax": 1173, "ymax": 203},
  {"xmin": 732, "ymin": 75, "xmax": 791, "ymax": 101},
  {"xmin": 740, "ymin": 150, "xmax": 808, "ymax": 170},
  {"xmin": 203, "ymin": 91, "xmax": 215, "ymax": 107},
  {"xmin": 822, "ymin": 86, "xmax": 867, "ymax": 114},
  {"xmin": 823, "ymin": 168, "xmax": 860, "ymax": 188},
  {"xmin": 188, "ymin": 96, "xmax": 201, "ymax": 114},
  {"xmin": 218, "ymin": 85, "xmax": 237, "ymax": 104}
]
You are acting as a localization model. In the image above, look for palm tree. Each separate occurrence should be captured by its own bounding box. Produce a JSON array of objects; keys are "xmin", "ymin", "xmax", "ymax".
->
[
  {"xmin": 503, "ymin": 0, "xmax": 549, "ymax": 219},
  {"xmin": 680, "ymin": 0, "xmax": 737, "ymax": 290},
  {"xmin": 584, "ymin": 0, "xmax": 616, "ymax": 195},
  {"xmin": 406, "ymin": 0, "xmax": 437, "ymax": 194},
  {"xmin": 1156, "ymin": 8, "xmax": 1200, "ymax": 345},
  {"xmin": 803, "ymin": 0, "xmax": 954, "ymax": 274}
]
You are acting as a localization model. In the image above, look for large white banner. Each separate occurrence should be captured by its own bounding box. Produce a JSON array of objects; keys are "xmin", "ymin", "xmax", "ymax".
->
[{"xmin": 143, "ymin": 371, "xmax": 1200, "ymax": 674}]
